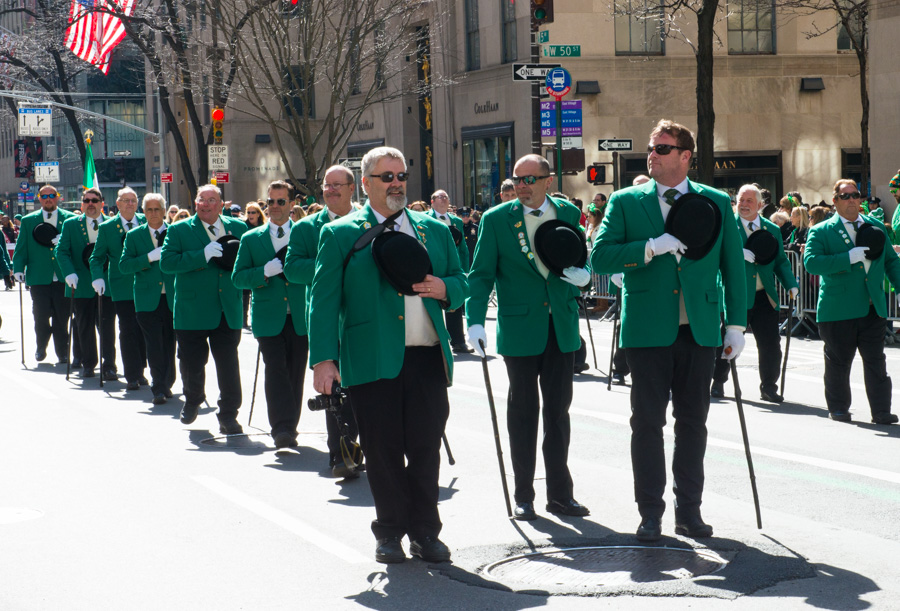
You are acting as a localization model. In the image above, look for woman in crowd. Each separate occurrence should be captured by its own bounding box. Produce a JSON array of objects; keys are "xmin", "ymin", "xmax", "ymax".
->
[
  {"xmin": 408, "ymin": 201, "xmax": 428, "ymax": 212},
  {"xmin": 166, "ymin": 205, "xmax": 180, "ymax": 224},
  {"xmin": 585, "ymin": 202, "xmax": 604, "ymax": 247},
  {"xmin": 786, "ymin": 206, "xmax": 809, "ymax": 253},
  {"xmin": 173, "ymin": 209, "xmax": 191, "ymax": 222},
  {"xmin": 290, "ymin": 205, "xmax": 305, "ymax": 222},
  {"xmin": 243, "ymin": 201, "xmax": 267, "ymax": 229}
]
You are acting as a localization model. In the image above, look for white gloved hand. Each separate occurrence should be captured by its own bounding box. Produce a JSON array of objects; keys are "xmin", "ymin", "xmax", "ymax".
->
[
  {"xmin": 721, "ymin": 327, "xmax": 746, "ymax": 361},
  {"xmin": 789, "ymin": 287, "xmax": 799, "ymax": 300},
  {"xmin": 264, "ymin": 258, "xmax": 284, "ymax": 278},
  {"xmin": 204, "ymin": 241, "xmax": 223, "ymax": 262},
  {"xmin": 610, "ymin": 273, "xmax": 624, "ymax": 288},
  {"xmin": 147, "ymin": 247, "xmax": 162, "ymax": 262},
  {"xmin": 13, "ymin": 272, "xmax": 25, "ymax": 283},
  {"xmin": 65, "ymin": 274, "xmax": 78, "ymax": 290},
  {"xmin": 561, "ymin": 266, "xmax": 591, "ymax": 287},
  {"xmin": 848, "ymin": 246, "xmax": 869, "ymax": 264},
  {"xmin": 648, "ymin": 233, "xmax": 687, "ymax": 257},
  {"xmin": 51, "ymin": 235, "xmax": 60, "ymax": 246},
  {"xmin": 91, "ymin": 279, "xmax": 106, "ymax": 296},
  {"xmin": 743, "ymin": 248, "xmax": 756, "ymax": 263},
  {"xmin": 467, "ymin": 324, "xmax": 487, "ymax": 358}
]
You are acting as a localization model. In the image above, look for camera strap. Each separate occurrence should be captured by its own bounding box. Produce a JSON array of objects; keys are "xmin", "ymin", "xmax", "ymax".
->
[{"xmin": 341, "ymin": 209, "xmax": 404, "ymax": 272}]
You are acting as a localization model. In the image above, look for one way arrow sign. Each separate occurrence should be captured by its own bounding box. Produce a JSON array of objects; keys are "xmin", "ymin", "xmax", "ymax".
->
[{"xmin": 512, "ymin": 63, "xmax": 561, "ymax": 81}]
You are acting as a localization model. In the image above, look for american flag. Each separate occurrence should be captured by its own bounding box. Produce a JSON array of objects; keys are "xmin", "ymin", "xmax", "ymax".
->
[{"xmin": 64, "ymin": 0, "xmax": 136, "ymax": 75}]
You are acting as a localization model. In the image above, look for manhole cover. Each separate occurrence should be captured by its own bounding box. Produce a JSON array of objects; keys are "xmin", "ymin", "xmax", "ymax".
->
[{"xmin": 484, "ymin": 546, "xmax": 728, "ymax": 588}]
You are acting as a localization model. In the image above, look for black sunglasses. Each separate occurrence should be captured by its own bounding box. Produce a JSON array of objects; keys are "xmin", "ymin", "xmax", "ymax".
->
[
  {"xmin": 647, "ymin": 144, "xmax": 690, "ymax": 155},
  {"xmin": 837, "ymin": 192, "xmax": 862, "ymax": 200},
  {"xmin": 266, "ymin": 198, "xmax": 289, "ymax": 206},
  {"xmin": 83, "ymin": 198, "xmax": 101, "ymax": 203},
  {"xmin": 512, "ymin": 175, "xmax": 550, "ymax": 185},
  {"xmin": 40, "ymin": 193, "xmax": 58, "ymax": 199},
  {"xmin": 368, "ymin": 172, "xmax": 409, "ymax": 183}
]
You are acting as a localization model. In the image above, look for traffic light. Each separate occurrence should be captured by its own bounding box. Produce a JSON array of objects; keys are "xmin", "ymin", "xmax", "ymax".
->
[
  {"xmin": 587, "ymin": 164, "xmax": 606, "ymax": 185},
  {"xmin": 212, "ymin": 107, "xmax": 224, "ymax": 144},
  {"xmin": 531, "ymin": 0, "xmax": 554, "ymax": 29}
]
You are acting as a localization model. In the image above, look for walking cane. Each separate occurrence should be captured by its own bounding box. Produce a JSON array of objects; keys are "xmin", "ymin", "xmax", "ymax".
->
[
  {"xmin": 479, "ymin": 340, "xmax": 513, "ymax": 518},
  {"xmin": 729, "ymin": 358, "xmax": 763, "ymax": 529},
  {"xmin": 607, "ymin": 301, "xmax": 620, "ymax": 391},
  {"xmin": 248, "ymin": 346, "xmax": 260, "ymax": 426},
  {"xmin": 779, "ymin": 295, "xmax": 795, "ymax": 397},
  {"xmin": 97, "ymin": 294, "xmax": 104, "ymax": 388},
  {"xmin": 581, "ymin": 298, "xmax": 599, "ymax": 371},
  {"xmin": 18, "ymin": 280, "xmax": 24, "ymax": 365},
  {"xmin": 442, "ymin": 433, "xmax": 455, "ymax": 466},
  {"xmin": 65, "ymin": 292, "xmax": 75, "ymax": 381}
]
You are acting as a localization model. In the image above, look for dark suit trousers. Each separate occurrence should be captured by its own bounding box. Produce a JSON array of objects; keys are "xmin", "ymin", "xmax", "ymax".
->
[
  {"xmin": 176, "ymin": 314, "xmax": 242, "ymax": 420},
  {"xmin": 625, "ymin": 325, "xmax": 715, "ymax": 520},
  {"xmin": 713, "ymin": 290, "xmax": 782, "ymax": 393},
  {"xmin": 818, "ymin": 305, "xmax": 892, "ymax": 417},
  {"xmin": 503, "ymin": 317, "xmax": 576, "ymax": 504},
  {"xmin": 114, "ymin": 299, "xmax": 147, "ymax": 383},
  {"xmin": 136, "ymin": 296, "xmax": 176, "ymax": 394},
  {"xmin": 445, "ymin": 308, "xmax": 465, "ymax": 346},
  {"xmin": 30, "ymin": 281, "xmax": 69, "ymax": 360},
  {"xmin": 257, "ymin": 316, "xmax": 308, "ymax": 436},
  {"xmin": 347, "ymin": 345, "xmax": 449, "ymax": 541},
  {"xmin": 74, "ymin": 295, "xmax": 116, "ymax": 371}
]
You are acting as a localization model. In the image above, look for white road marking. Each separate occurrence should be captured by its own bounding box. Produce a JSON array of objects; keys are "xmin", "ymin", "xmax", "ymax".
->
[
  {"xmin": 0, "ymin": 365, "xmax": 57, "ymax": 399},
  {"xmin": 192, "ymin": 475, "xmax": 370, "ymax": 564}
]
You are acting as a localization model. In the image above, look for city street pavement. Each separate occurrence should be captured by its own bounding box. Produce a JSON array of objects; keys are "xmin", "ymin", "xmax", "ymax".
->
[{"xmin": 1, "ymin": 286, "xmax": 899, "ymax": 610}]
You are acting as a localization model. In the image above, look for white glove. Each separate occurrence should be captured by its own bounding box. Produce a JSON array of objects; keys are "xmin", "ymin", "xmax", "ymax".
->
[
  {"xmin": 264, "ymin": 258, "xmax": 284, "ymax": 278},
  {"xmin": 721, "ymin": 327, "xmax": 745, "ymax": 361},
  {"xmin": 467, "ymin": 324, "xmax": 487, "ymax": 358},
  {"xmin": 743, "ymin": 248, "xmax": 756, "ymax": 263},
  {"xmin": 91, "ymin": 279, "xmax": 106, "ymax": 295},
  {"xmin": 848, "ymin": 246, "xmax": 869, "ymax": 264},
  {"xmin": 51, "ymin": 235, "xmax": 60, "ymax": 246},
  {"xmin": 65, "ymin": 274, "xmax": 78, "ymax": 290},
  {"xmin": 648, "ymin": 233, "xmax": 687, "ymax": 257},
  {"xmin": 13, "ymin": 272, "xmax": 25, "ymax": 283},
  {"xmin": 561, "ymin": 266, "xmax": 590, "ymax": 287},
  {"xmin": 147, "ymin": 247, "xmax": 162, "ymax": 262},
  {"xmin": 204, "ymin": 241, "xmax": 223, "ymax": 262},
  {"xmin": 788, "ymin": 287, "xmax": 799, "ymax": 300},
  {"xmin": 610, "ymin": 273, "xmax": 623, "ymax": 288}
]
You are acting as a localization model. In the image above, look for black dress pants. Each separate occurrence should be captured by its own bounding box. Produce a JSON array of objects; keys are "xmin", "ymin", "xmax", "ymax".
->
[
  {"xmin": 714, "ymin": 290, "xmax": 782, "ymax": 393},
  {"xmin": 625, "ymin": 325, "xmax": 715, "ymax": 520},
  {"xmin": 30, "ymin": 281, "xmax": 69, "ymax": 360},
  {"xmin": 136, "ymin": 295, "xmax": 176, "ymax": 395},
  {"xmin": 74, "ymin": 295, "xmax": 116, "ymax": 371},
  {"xmin": 176, "ymin": 314, "xmax": 242, "ymax": 421},
  {"xmin": 503, "ymin": 317, "xmax": 575, "ymax": 504},
  {"xmin": 347, "ymin": 345, "xmax": 449, "ymax": 541},
  {"xmin": 818, "ymin": 305, "xmax": 892, "ymax": 417},
  {"xmin": 114, "ymin": 299, "xmax": 147, "ymax": 383},
  {"xmin": 445, "ymin": 307, "xmax": 465, "ymax": 347},
  {"xmin": 256, "ymin": 317, "xmax": 308, "ymax": 436}
]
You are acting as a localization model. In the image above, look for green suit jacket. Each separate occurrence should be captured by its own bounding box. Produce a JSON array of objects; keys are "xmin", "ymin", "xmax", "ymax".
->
[
  {"xmin": 465, "ymin": 197, "xmax": 584, "ymax": 356},
  {"xmin": 56, "ymin": 214, "xmax": 110, "ymax": 298},
  {"xmin": 90, "ymin": 213, "xmax": 145, "ymax": 302},
  {"xmin": 159, "ymin": 215, "xmax": 248, "ymax": 330},
  {"xmin": 426, "ymin": 210, "xmax": 470, "ymax": 273},
  {"xmin": 308, "ymin": 204, "xmax": 468, "ymax": 387},
  {"xmin": 13, "ymin": 208, "xmax": 76, "ymax": 285},
  {"xmin": 803, "ymin": 213, "xmax": 900, "ymax": 322},
  {"xmin": 232, "ymin": 222, "xmax": 308, "ymax": 338},
  {"xmin": 737, "ymin": 215, "xmax": 798, "ymax": 309},
  {"xmin": 119, "ymin": 223, "xmax": 175, "ymax": 313},
  {"xmin": 591, "ymin": 179, "xmax": 747, "ymax": 348}
]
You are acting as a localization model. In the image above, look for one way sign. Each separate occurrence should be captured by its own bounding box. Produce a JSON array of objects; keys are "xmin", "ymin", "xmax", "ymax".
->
[{"xmin": 512, "ymin": 63, "xmax": 561, "ymax": 81}]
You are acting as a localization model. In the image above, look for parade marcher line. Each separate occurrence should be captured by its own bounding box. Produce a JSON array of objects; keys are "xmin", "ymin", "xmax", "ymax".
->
[{"xmin": 192, "ymin": 475, "xmax": 370, "ymax": 564}]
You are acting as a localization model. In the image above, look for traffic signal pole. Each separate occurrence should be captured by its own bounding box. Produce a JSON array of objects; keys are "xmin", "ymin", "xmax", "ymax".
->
[
  {"xmin": 556, "ymin": 96, "xmax": 563, "ymax": 192},
  {"xmin": 531, "ymin": 31, "xmax": 541, "ymax": 155}
]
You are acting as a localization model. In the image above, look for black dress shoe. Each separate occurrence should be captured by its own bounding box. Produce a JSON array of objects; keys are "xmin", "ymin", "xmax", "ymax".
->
[
  {"xmin": 451, "ymin": 343, "xmax": 474, "ymax": 354},
  {"xmin": 547, "ymin": 498, "xmax": 590, "ymax": 517},
  {"xmin": 574, "ymin": 362, "xmax": 590, "ymax": 374},
  {"xmin": 151, "ymin": 393, "xmax": 167, "ymax": 405},
  {"xmin": 872, "ymin": 413, "xmax": 899, "ymax": 425},
  {"xmin": 139, "ymin": 376, "xmax": 150, "ymax": 386},
  {"xmin": 35, "ymin": 348, "xmax": 47, "ymax": 362},
  {"xmin": 102, "ymin": 369, "xmax": 118, "ymax": 382},
  {"xmin": 675, "ymin": 515, "xmax": 713, "ymax": 538},
  {"xmin": 830, "ymin": 411, "xmax": 852, "ymax": 422},
  {"xmin": 71, "ymin": 359, "xmax": 82, "ymax": 369},
  {"xmin": 410, "ymin": 536, "xmax": 451, "ymax": 563},
  {"xmin": 710, "ymin": 382, "xmax": 725, "ymax": 399},
  {"xmin": 375, "ymin": 537, "xmax": 406, "ymax": 564},
  {"xmin": 126, "ymin": 381, "xmax": 140, "ymax": 391},
  {"xmin": 273, "ymin": 431, "xmax": 299, "ymax": 449},
  {"xmin": 760, "ymin": 390, "xmax": 784, "ymax": 403},
  {"xmin": 164, "ymin": 389, "xmax": 174, "ymax": 398},
  {"xmin": 513, "ymin": 502, "xmax": 537, "ymax": 521},
  {"xmin": 81, "ymin": 368, "xmax": 95, "ymax": 379},
  {"xmin": 636, "ymin": 517, "xmax": 662, "ymax": 542},
  {"xmin": 612, "ymin": 372, "xmax": 627, "ymax": 386},
  {"xmin": 219, "ymin": 419, "xmax": 244, "ymax": 435},
  {"xmin": 57, "ymin": 357, "xmax": 68, "ymax": 365},
  {"xmin": 180, "ymin": 403, "xmax": 200, "ymax": 425}
]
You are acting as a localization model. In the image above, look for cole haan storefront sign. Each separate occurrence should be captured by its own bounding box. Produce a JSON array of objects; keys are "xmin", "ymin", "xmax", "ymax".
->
[{"xmin": 474, "ymin": 100, "xmax": 500, "ymax": 114}]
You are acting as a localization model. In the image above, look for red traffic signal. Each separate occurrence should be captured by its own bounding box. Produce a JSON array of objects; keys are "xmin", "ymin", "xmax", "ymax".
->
[
  {"xmin": 211, "ymin": 107, "xmax": 225, "ymax": 122},
  {"xmin": 587, "ymin": 164, "xmax": 606, "ymax": 185},
  {"xmin": 211, "ymin": 107, "xmax": 224, "ymax": 143},
  {"xmin": 531, "ymin": 0, "xmax": 554, "ymax": 29}
]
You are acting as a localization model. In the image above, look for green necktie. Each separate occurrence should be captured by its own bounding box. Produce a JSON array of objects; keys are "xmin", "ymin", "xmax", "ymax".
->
[
  {"xmin": 92, "ymin": 219, "xmax": 98, "ymax": 230},
  {"xmin": 749, "ymin": 221, "xmax": 755, "ymax": 232},
  {"xmin": 663, "ymin": 189, "xmax": 679, "ymax": 206},
  {"xmin": 127, "ymin": 221, "xmax": 133, "ymax": 230},
  {"xmin": 208, "ymin": 225, "xmax": 216, "ymax": 236},
  {"xmin": 528, "ymin": 210, "xmax": 542, "ymax": 217},
  {"xmin": 277, "ymin": 226, "xmax": 284, "ymax": 238}
]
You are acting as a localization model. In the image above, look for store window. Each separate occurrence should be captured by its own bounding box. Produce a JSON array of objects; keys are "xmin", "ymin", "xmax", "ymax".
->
[
  {"xmin": 462, "ymin": 123, "xmax": 513, "ymax": 211},
  {"xmin": 465, "ymin": 0, "xmax": 480, "ymax": 71},
  {"xmin": 727, "ymin": 0, "xmax": 775, "ymax": 54},
  {"xmin": 614, "ymin": 0, "xmax": 664, "ymax": 55},
  {"xmin": 501, "ymin": 0, "xmax": 517, "ymax": 64}
]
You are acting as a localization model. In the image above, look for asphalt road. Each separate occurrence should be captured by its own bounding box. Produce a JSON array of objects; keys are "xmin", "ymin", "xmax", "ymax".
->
[{"xmin": 1, "ymin": 286, "xmax": 899, "ymax": 610}]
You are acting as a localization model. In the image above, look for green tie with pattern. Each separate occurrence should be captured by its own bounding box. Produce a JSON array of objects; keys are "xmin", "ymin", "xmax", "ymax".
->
[
  {"xmin": 92, "ymin": 219, "xmax": 98, "ymax": 230},
  {"xmin": 529, "ymin": 210, "xmax": 542, "ymax": 217},
  {"xmin": 277, "ymin": 226, "xmax": 284, "ymax": 238},
  {"xmin": 663, "ymin": 189, "xmax": 679, "ymax": 206}
]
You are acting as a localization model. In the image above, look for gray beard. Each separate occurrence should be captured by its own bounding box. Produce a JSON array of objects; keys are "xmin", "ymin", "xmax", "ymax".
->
[{"xmin": 385, "ymin": 194, "xmax": 407, "ymax": 212}]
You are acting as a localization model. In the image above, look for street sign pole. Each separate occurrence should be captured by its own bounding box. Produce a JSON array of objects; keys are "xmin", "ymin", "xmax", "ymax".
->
[
  {"xmin": 545, "ymin": 67, "xmax": 572, "ymax": 192},
  {"xmin": 613, "ymin": 152, "xmax": 619, "ymax": 191},
  {"xmin": 556, "ymin": 98, "xmax": 563, "ymax": 192}
]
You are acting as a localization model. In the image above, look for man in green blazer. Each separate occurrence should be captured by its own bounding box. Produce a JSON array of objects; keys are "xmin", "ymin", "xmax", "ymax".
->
[
  {"xmin": 56, "ymin": 188, "xmax": 117, "ymax": 380},
  {"xmin": 284, "ymin": 164, "xmax": 360, "ymax": 476},
  {"xmin": 466, "ymin": 153, "xmax": 592, "ymax": 522},
  {"xmin": 233, "ymin": 180, "xmax": 308, "ymax": 449},
  {"xmin": 711, "ymin": 184, "xmax": 799, "ymax": 402},
  {"xmin": 427, "ymin": 189, "xmax": 472, "ymax": 353},
  {"xmin": 119, "ymin": 193, "xmax": 176, "ymax": 405},
  {"xmin": 12, "ymin": 185, "xmax": 77, "ymax": 364},
  {"xmin": 591, "ymin": 119, "xmax": 747, "ymax": 542},
  {"xmin": 309, "ymin": 147, "xmax": 467, "ymax": 564},
  {"xmin": 803, "ymin": 179, "xmax": 900, "ymax": 425},
  {"xmin": 160, "ymin": 184, "xmax": 248, "ymax": 434},
  {"xmin": 90, "ymin": 187, "xmax": 147, "ymax": 390}
]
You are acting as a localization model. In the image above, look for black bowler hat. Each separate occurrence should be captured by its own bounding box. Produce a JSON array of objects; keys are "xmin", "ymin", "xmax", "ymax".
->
[
  {"xmin": 856, "ymin": 223, "xmax": 886, "ymax": 260},
  {"xmin": 449, "ymin": 225, "xmax": 463, "ymax": 247},
  {"xmin": 32, "ymin": 222, "xmax": 59, "ymax": 248},
  {"xmin": 214, "ymin": 234, "xmax": 240, "ymax": 271},
  {"xmin": 664, "ymin": 192, "xmax": 722, "ymax": 260},
  {"xmin": 533, "ymin": 219, "xmax": 588, "ymax": 277},
  {"xmin": 275, "ymin": 245, "xmax": 288, "ymax": 281},
  {"xmin": 371, "ymin": 231, "xmax": 432, "ymax": 296},
  {"xmin": 745, "ymin": 228, "xmax": 779, "ymax": 266},
  {"xmin": 81, "ymin": 243, "xmax": 108, "ymax": 271}
]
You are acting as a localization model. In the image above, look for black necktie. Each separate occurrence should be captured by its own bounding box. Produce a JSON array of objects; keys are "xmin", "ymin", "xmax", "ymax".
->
[
  {"xmin": 663, "ymin": 189, "xmax": 679, "ymax": 206},
  {"xmin": 748, "ymin": 222, "xmax": 755, "ymax": 232},
  {"xmin": 47, "ymin": 212, "xmax": 51, "ymax": 220},
  {"xmin": 127, "ymin": 221, "xmax": 133, "ymax": 230},
  {"xmin": 208, "ymin": 225, "xmax": 216, "ymax": 236},
  {"xmin": 277, "ymin": 226, "xmax": 284, "ymax": 238},
  {"xmin": 92, "ymin": 219, "xmax": 98, "ymax": 230},
  {"xmin": 154, "ymin": 230, "xmax": 161, "ymax": 244},
  {"xmin": 853, "ymin": 221, "xmax": 860, "ymax": 231},
  {"xmin": 439, "ymin": 214, "xmax": 447, "ymax": 220},
  {"xmin": 528, "ymin": 210, "xmax": 542, "ymax": 217}
]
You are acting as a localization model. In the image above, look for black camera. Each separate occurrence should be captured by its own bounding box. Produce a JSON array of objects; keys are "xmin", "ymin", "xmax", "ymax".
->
[{"xmin": 308, "ymin": 381, "xmax": 349, "ymax": 412}]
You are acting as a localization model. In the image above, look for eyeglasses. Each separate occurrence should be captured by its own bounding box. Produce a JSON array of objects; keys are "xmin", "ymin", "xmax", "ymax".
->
[
  {"xmin": 432, "ymin": 194, "xmax": 448, "ymax": 200},
  {"xmin": 39, "ymin": 193, "xmax": 58, "ymax": 199},
  {"xmin": 197, "ymin": 197, "xmax": 220, "ymax": 205},
  {"xmin": 647, "ymin": 144, "xmax": 690, "ymax": 155},
  {"xmin": 82, "ymin": 198, "xmax": 101, "ymax": 203},
  {"xmin": 368, "ymin": 172, "xmax": 409, "ymax": 183},
  {"xmin": 837, "ymin": 192, "xmax": 862, "ymax": 200},
  {"xmin": 323, "ymin": 182, "xmax": 351, "ymax": 190},
  {"xmin": 266, "ymin": 198, "xmax": 289, "ymax": 206},
  {"xmin": 512, "ymin": 175, "xmax": 550, "ymax": 185}
]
